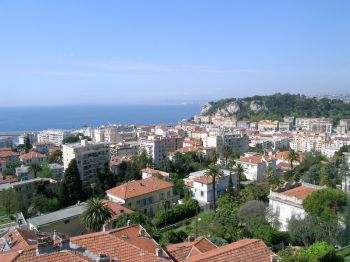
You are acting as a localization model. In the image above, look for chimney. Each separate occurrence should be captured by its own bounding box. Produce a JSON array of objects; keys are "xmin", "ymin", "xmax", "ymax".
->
[
  {"xmin": 138, "ymin": 228, "xmax": 146, "ymax": 237},
  {"xmin": 36, "ymin": 236, "xmax": 54, "ymax": 255},
  {"xmin": 156, "ymin": 247, "xmax": 164, "ymax": 258},
  {"xmin": 97, "ymin": 253, "xmax": 110, "ymax": 262},
  {"xmin": 126, "ymin": 219, "xmax": 131, "ymax": 226}
]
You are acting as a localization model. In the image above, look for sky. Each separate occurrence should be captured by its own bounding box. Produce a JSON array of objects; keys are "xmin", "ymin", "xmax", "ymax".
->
[{"xmin": 0, "ymin": 0, "xmax": 349, "ymax": 106}]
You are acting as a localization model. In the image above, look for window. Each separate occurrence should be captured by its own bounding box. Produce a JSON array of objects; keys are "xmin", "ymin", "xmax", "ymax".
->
[
  {"xmin": 148, "ymin": 196, "xmax": 153, "ymax": 204},
  {"xmin": 160, "ymin": 193, "xmax": 164, "ymax": 200},
  {"xmin": 64, "ymin": 219, "xmax": 70, "ymax": 224},
  {"xmin": 200, "ymin": 191, "xmax": 204, "ymax": 197},
  {"xmin": 143, "ymin": 199, "xmax": 147, "ymax": 206},
  {"xmin": 167, "ymin": 191, "xmax": 171, "ymax": 198}
]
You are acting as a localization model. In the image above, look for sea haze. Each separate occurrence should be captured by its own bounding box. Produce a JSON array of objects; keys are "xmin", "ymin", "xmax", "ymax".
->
[{"xmin": 0, "ymin": 105, "xmax": 201, "ymax": 131}]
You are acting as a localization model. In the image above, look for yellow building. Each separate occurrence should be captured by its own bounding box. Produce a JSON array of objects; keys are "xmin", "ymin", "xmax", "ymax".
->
[{"xmin": 106, "ymin": 177, "xmax": 179, "ymax": 217}]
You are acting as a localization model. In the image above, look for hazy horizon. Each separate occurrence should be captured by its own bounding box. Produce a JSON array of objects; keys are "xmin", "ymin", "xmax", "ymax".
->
[{"xmin": 1, "ymin": 1, "xmax": 350, "ymax": 106}]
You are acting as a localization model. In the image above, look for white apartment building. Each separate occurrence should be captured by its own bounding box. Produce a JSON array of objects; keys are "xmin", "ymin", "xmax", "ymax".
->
[
  {"xmin": 222, "ymin": 134, "xmax": 250, "ymax": 153},
  {"xmin": 18, "ymin": 132, "xmax": 38, "ymax": 145},
  {"xmin": 38, "ymin": 129, "xmax": 74, "ymax": 146},
  {"xmin": 295, "ymin": 118, "xmax": 333, "ymax": 134},
  {"xmin": 235, "ymin": 153, "xmax": 276, "ymax": 181},
  {"xmin": 62, "ymin": 140, "xmax": 110, "ymax": 185},
  {"xmin": 110, "ymin": 142, "xmax": 139, "ymax": 159},
  {"xmin": 0, "ymin": 136, "xmax": 13, "ymax": 149},
  {"xmin": 268, "ymin": 182, "xmax": 324, "ymax": 231},
  {"xmin": 140, "ymin": 136, "xmax": 183, "ymax": 167},
  {"xmin": 94, "ymin": 125, "xmax": 122, "ymax": 144},
  {"xmin": 290, "ymin": 131, "xmax": 329, "ymax": 153},
  {"xmin": 184, "ymin": 169, "xmax": 237, "ymax": 211},
  {"xmin": 202, "ymin": 136, "xmax": 223, "ymax": 154}
]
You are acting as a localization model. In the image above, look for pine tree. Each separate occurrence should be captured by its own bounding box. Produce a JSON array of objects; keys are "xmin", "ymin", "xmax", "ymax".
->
[
  {"xmin": 59, "ymin": 159, "xmax": 83, "ymax": 207},
  {"xmin": 24, "ymin": 135, "xmax": 32, "ymax": 153}
]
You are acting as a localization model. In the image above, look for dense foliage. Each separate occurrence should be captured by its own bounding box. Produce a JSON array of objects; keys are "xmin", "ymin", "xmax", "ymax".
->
[
  {"xmin": 59, "ymin": 159, "xmax": 83, "ymax": 206},
  {"xmin": 303, "ymin": 188, "xmax": 347, "ymax": 222},
  {"xmin": 202, "ymin": 93, "xmax": 350, "ymax": 122},
  {"xmin": 152, "ymin": 199, "xmax": 199, "ymax": 228},
  {"xmin": 278, "ymin": 242, "xmax": 343, "ymax": 262},
  {"xmin": 81, "ymin": 198, "xmax": 112, "ymax": 232}
]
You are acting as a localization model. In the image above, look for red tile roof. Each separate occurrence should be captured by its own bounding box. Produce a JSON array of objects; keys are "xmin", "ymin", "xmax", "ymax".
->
[
  {"xmin": 0, "ymin": 229, "xmax": 37, "ymax": 254},
  {"xmin": 238, "ymin": 155, "xmax": 274, "ymax": 165},
  {"xmin": 187, "ymin": 239, "xmax": 272, "ymax": 262},
  {"xmin": 0, "ymin": 176, "xmax": 17, "ymax": 185},
  {"xmin": 71, "ymin": 225, "xmax": 171, "ymax": 261},
  {"xmin": 166, "ymin": 237, "xmax": 217, "ymax": 261},
  {"xmin": 0, "ymin": 151, "xmax": 20, "ymax": 158},
  {"xmin": 193, "ymin": 176, "xmax": 213, "ymax": 185},
  {"xmin": 0, "ymin": 225, "xmax": 170, "ymax": 262},
  {"xmin": 141, "ymin": 168, "xmax": 169, "ymax": 178},
  {"xmin": 3, "ymin": 248, "xmax": 93, "ymax": 262},
  {"xmin": 106, "ymin": 177, "xmax": 174, "ymax": 200},
  {"xmin": 103, "ymin": 200, "xmax": 133, "ymax": 220},
  {"xmin": 20, "ymin": 152, "xmax": 47, "ymax": 161},
  {"xmin": 281, "ymin": 185, "xmax": 316, "ymax": 201},
  {"xmin": 276, "ymin": 162, "xmax": 292, "ymax": 170},
  {"xmin": 273, "ymin": 151, "xmax": 304, "ymax": 163}
]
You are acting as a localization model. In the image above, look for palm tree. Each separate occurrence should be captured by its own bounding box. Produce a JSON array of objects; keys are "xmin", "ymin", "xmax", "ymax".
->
[
  {"xmin": 28, "ymin": 163, "xmax": 42, "ymax": 178},
  {"xmin": 209, "ymin": 151, "xmax": 218, "ymax": 165},
  {"xmin": 204, "ymin": 164, "xmax": 224, "ymax": 212},
  {"xmin": 233, "ymin": 163, "xmax": 245, "ymax": 193},
  {"xmin": 264, "ymin": 166, "xmax": 282, "ymax": 189},
  {"xmin": 287, "ymin": 149, "xmax": 299, "ymax": 178},
  {"xmin": 161, "ymin": 198, "xmax": 170, "ymax": 225},
  {"xmin": 81, "ymin": 198, "xmax": 112, "ymax": 233},
  {"xmin": 264, "ymin": 165, "xmax": 275, "ymax": 180},
  {"xmin": 287, "ymin": 149, "xmax": 299, "ymax": 170},
  {"xmin": 222, "ymin": 144, "xmax": 232, "ymax": 167}
]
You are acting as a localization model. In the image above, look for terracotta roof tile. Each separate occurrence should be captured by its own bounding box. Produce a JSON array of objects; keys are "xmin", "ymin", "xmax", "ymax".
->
[
  {"xmin": 20, "ymin": 152, "xmax": 47, "ymax": 161},
  {"xmin": 7, "ymin": 248, "xmax": 93, "ymax": 262},
  {"xmin": 193, "ymin": 176, "xmax": 213, "ymax": 185},
  {"xmin": 140, "ymin": 168, "xmax": 169, "ymax": 178},
  {"xmin": 281, "ymin": 185, "xmax": 316, "ymax": 201},
  {"xmin": 238, "ymin": 155, "xmax": 274, "ymax": 165},
  {"xmin": 166, "ymin": 237, "xmax": 217, "ymax": 261},
  {"xmin": 0, "ymin": 225, "xmax": 170, "ymax": 262},
  {"xmin": 103, "ymin": 200, "xmax": 133, "ymax": 220},
  {"xmin": 187, "ymin": 239, "xmax": 272, "ymax": 262},
  {"xmin": 71, "ymin": 225, "xmax": 171, "ymax": 261},
  {"xmin": 0, "ymin": 151, "xmax": 20, "ymax": 158},
  {"xmin": 106, "ymin": 177, "xmax": 174, "ymax": 200}
]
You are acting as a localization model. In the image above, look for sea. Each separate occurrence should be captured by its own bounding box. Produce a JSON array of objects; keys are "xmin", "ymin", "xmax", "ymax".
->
[{"xmin": 0, "ymin": 104, "xmax": 201, "ymax": 132}]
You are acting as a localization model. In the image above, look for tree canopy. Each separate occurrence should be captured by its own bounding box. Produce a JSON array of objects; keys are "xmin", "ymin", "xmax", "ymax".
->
[{"xmin": 303, "ymin": 188, "xmax": 347, "ymax": 222}]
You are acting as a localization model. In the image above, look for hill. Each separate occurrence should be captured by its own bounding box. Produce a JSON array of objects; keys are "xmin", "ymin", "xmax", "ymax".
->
[{"xmin": 199, "ymin": 93, "xmax": 350, "ymax": 122}]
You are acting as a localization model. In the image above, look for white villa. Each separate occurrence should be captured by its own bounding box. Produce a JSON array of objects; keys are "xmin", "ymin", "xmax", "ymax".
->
[
  {"xmin": 268, "ymin": 182, "xmax": 325, "ymax": 231},
  {"xmin": 184, "ymin": 169, "xmax": 237, "ymax": 211}
]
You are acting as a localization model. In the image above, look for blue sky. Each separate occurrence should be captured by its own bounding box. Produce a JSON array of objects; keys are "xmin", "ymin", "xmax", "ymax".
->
[{"xmin": 0, "ymin": 0, "xmax": 349, "ymax": 106}]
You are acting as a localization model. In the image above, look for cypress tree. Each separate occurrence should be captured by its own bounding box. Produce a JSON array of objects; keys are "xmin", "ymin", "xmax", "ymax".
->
[{"xmin": 60, "ymin": 159, "xmax": 83, "ymax": 206}]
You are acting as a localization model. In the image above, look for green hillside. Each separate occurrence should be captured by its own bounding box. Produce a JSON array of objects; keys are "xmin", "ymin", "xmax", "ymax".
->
[{"xmin": 201, "ymin": 93, "xmax": 350, "ymax": 122}]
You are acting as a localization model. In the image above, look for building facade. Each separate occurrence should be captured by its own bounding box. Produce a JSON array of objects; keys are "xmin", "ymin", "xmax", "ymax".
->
[
  {"xmin": 62, "ymin": 140, "xmax": 110, "ymax": 185},
  {"xmin": 106, "ymin": 177, "xmax": 178, "ymax": 217}
]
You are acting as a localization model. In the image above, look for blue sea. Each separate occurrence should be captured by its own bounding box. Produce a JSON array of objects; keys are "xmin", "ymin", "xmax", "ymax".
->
[{"xmin": 0, "ymin": 105, "xmax": 201, "ymax": 132}]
